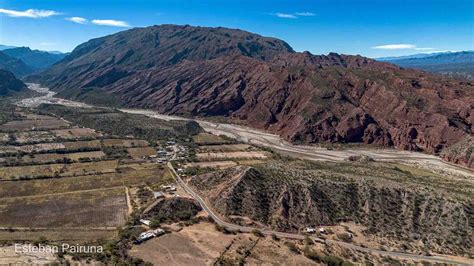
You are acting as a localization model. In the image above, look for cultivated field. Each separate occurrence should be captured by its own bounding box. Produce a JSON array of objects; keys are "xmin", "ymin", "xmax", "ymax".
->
[
  {"xmin": 0, "ymin": 119, "xmax": 69, "ymax": 132},
  {"xmin": 193, "ymin": 132, "xmax": 232, "ymax": 145},
  {"xmin": 0, "ymin": 187, "xmax": 128, "ymax": 228},
  {"xmin": 0, "ymin": 107, "xmax": 173, "ymax": 243},
  {"xmin": 127, "ymin": 147, "xmax": 157, "ymax": 159}
]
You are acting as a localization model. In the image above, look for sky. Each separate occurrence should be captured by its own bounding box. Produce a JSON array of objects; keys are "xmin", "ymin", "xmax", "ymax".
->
[{"xmin": 0, "ymin": 0, "xmax": 472, "ymax": 58}]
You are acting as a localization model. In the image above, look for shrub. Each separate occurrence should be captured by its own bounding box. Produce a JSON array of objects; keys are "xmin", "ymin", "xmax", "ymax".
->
[
  {"xmin": 252, "ymin": 229, "xmax": 264, "ymax": 238},
  {"xmin": 284, "ymin": 242, "xmax": 299, "ymax": 253}
]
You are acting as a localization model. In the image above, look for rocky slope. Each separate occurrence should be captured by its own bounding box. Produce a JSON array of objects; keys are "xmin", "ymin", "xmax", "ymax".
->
[
  {"xmin": 0, "ymin": 69, "xmax": 27, "ymax": 96},
  {"xmin": 189, "ymin": 162, "xmax": 473, "ymax": 255},
  {"xmin": 33, "ymin": 25, "xmax": 474, "ymax": 166}
]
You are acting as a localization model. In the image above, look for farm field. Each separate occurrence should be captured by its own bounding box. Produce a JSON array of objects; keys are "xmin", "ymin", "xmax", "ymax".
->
[
  {"xmin": 51, "ymin": 128, "xmax": 101, "ymax": 138},
  {"xmin": 193, "ymin": 132, "xmax": 232, "ymax": 145},
  {"xmin": 0, "ymin": 107, "xmax": 174, "ymax": 244},
  {"xmin": 102, "ymin": 139, "xmax": 149, "ymax": 148},
  {"xmin": 127, "ymin": 147, "xmax": 157, "ymax": 159},
  {"xmin": 198, "ymin": 144, "xmax": 252, "ymax": 152},
  {"xmin": 0, "ymin": 119, "xmax": 69, "ymax": 132},
  {"xmin": 0, "ymin": 166, "xmax": 169, "ymax": 198},
  {"xmin": 183, "ymin": 142, "xmax": 269, "ymax": 175},
  {"xmin": 0, "ymin": 187, "xmax": 128, "ymax": 228},
  {"xmin": 0, "ymin": 151, "xmax": 106, "ymax": 165},
  {"xmin": 185, "ymin": 161, "xmax": 238, "ymax": 169}
]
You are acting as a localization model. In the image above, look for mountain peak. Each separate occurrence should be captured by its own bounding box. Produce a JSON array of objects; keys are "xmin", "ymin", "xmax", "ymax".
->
[{"xmin": 62, "ymin": 24, "xmax": 295, "ymax": 70}]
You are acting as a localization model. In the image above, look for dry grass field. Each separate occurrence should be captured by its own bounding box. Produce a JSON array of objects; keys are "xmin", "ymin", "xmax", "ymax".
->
[
  {"xmin": 0, "ymin": 165, "xmax": 167, "ymax": 198},
  {"xmin": 0, "ymin": 160, "xmax": 119, "ymax": 179},
  {"xmin": 0, "ymin": 187, "xmax": 128, "ymax": 228},
  {"xmin": 0, "ymin": 119, "xmax": 69, "ymax": 132},
  {"xmin": 6, "ymin": 151, "xmax": 106, "ymax": 164},
  {"xmin": 102, "ymin": 139, "xmax": 149, "ymax": 148},
  {"xmin": 11, "ymin": 131, "xmax": 56, "ymax": 144},
  {"xmin": 198, "ymin": 144, "xmax": 252, "ymax": 152},
  {"xmin": 193, "ymin": 133, "xmax": 231, "ymax": 145},
  {"xmin": 185, "ymin": 161, "xmax": 238, "ymax": 169},
  {"xmin": 63, "ymin": 140, "xmax": 101, "ymax": 150},
  {"xmin": 51, "ymin": 128, "xmax": 101, "ymax": 138},
  {"xmin": 126, "ymin": 147, "xmax": 156, "ymax": 159}
]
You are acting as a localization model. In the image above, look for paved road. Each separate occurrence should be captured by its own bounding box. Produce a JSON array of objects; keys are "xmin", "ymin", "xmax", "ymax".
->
[{"xmin": 167, "ymin": 162, "xmax": 471, "ymax": 265}]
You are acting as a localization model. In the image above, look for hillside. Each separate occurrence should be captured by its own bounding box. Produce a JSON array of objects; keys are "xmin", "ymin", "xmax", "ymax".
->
[
  {"xmin": 0, "ymin": 51, "xmax": 34, "ymax": 77},
  {"xmin": 189, "ymin": 161, "xmax": 473, "ymax": 255},
  {"xmin": 380, "ymin": 51, "xmax": 474, "ymax": 80},
  {"xmin": 0, "ymin": 69, "xmax": 27, "ymax": 96},
  {"xmin": 33, "ymin": 25, "xmax": 474, "ymax": 167},
  {"xmin": 2, "ymin": 47, "xmax": 66, "ymax": 71}
]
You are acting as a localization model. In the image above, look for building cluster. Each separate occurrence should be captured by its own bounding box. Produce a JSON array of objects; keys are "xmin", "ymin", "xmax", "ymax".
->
[{"xmin": 134, "ymin": 228, "xmax": 166, "ymax": 244}]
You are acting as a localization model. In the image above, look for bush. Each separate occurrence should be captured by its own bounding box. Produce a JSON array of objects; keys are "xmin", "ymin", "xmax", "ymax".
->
[
  {"xmin": 284, "ymin": 242, "xmax": 299, "ymax": 253},
  {"xmin": 252, "ymin": 229, "xmax": 264, "ymax": 238},
  {"xmin": 271, "ymin": 233, "xmax": 279, "ymax": 241}
]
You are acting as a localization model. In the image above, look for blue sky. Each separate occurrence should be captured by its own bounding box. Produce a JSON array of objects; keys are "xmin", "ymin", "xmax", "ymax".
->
[{"xmin": 0, "ymin": 0, "xmax": 472, "ymax": 57}]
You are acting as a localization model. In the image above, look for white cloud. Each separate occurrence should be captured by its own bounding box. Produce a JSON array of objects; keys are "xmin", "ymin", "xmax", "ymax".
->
[
  {"xmin": 295, "ymin": 12, "xmax": 315, "ymax": 16},
  {"xmin": 275, "ymin": 13, "xmax": 297, "ymax": 19},
  {"xmin": 66, "ymin": 16, "xmax": 87, "ymax": 24},
  {"xmin": 372, "ymin": 44, "xmax": 416, "ymax": 50},
  {"xmin": 91, "ymin": 19, "xmax": 130, "ymax": 27},
  {"xmin": 372, "ymin": 44, "xmax": 441, "ymax": 51},
  {"xmin": 0, "ymin": 8, "xmax": 60, "ymax": 18}
]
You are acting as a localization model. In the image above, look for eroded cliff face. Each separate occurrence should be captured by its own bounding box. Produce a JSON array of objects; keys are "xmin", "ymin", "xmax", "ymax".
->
[
  {"xmin": 34, "ymin": 25, "xmax": 474, "ymax": 166},
  {"xmin": 441, "ymin": 136, "xmax": 474, "ymax": 168},
  {"xmin": 190, "ymin": 164, "xmax": 473, "ymax": 255}
]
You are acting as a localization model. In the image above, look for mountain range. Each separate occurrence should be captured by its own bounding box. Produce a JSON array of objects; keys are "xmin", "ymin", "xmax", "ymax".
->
[
  {"xmin": 28, "ymin": 25, "xmax": 474, "ymax": 167},
  {"xmin": 378, "ymin": 51, "xmax": 474, "ymax": 80},
  {"xmin": 0, "ymin": 46, "xmax": 66, "ymax": 77}
]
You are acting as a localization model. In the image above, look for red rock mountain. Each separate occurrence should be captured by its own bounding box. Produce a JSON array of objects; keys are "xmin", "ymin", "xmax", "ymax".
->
[{"xmin": 34, "ymin": 25, "xmax": 474, "ymax": 167}]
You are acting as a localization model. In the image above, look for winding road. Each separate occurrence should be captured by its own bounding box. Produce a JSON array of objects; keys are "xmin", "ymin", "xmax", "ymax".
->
[{"xmin": 167, "ymin": 161, "xmax": 471, "ymax": 265}]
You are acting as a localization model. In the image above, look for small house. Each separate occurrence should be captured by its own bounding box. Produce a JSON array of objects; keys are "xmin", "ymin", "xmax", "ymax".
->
[
  {"xmin": 153, "ymin": 191, "xmax": 165, "ymax": 199},
  {"xmin": 139, "ymin": 219, "xmax": 151, "ymax": 226}
]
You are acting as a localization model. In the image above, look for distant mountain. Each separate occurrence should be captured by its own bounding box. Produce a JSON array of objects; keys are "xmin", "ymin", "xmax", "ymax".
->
[
  {"xmin": 0, "ymin": 69, "xmax": 27, "ymax": 96},
  {"xmin": 34, "ymin": 25, "xmax": 474, "ymax": 167},
  {"xmin": 0, "ymin": 44, "xmax": 17, "ymax": 51},
  {"xmin": 378, "ymin": 51, "xmax": 474, "ymax": 80},
  {"xmin": 376, "ymin": 51, "xmax": 454, "ymax": 61},
  {"xmin": 0, "ymin": 51, "xmax": 34, "ymax": 77},
  {"xmin": 2, "ymin": 47, "xmax": 66, "ymax": 71}
]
